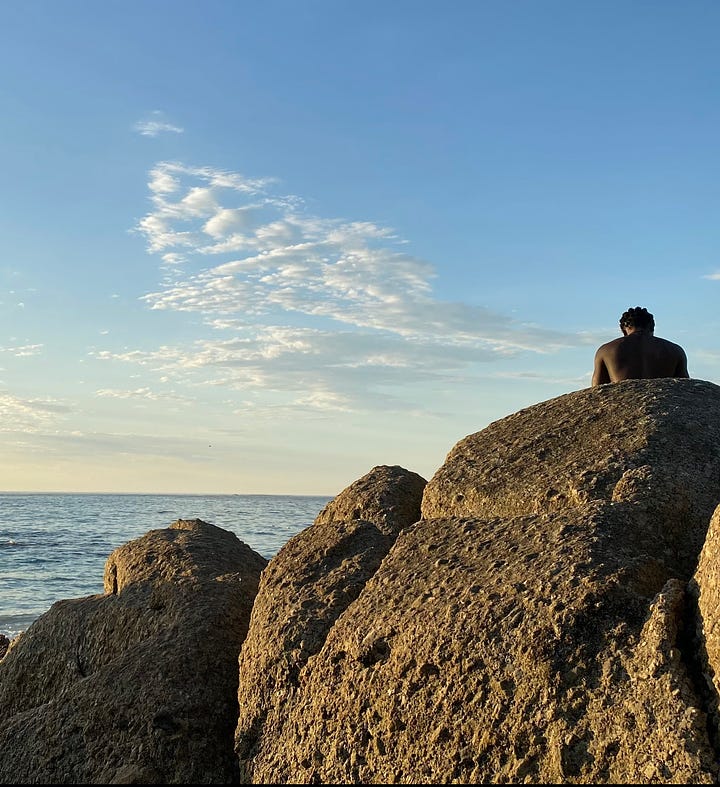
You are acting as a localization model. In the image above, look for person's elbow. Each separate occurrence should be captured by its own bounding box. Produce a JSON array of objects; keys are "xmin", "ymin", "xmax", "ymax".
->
[
  {"xmin": 676, "ymin": 350, "xmax": 690, "ymax": 378},
  {"xmin": 592, "ymin": 361, "xmax": 610, "ymax": 386}
]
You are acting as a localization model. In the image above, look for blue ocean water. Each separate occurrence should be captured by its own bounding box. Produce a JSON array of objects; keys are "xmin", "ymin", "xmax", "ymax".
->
[{"xmin": 0, "ymin": 492, "xmax": 332, "ymax": 640}]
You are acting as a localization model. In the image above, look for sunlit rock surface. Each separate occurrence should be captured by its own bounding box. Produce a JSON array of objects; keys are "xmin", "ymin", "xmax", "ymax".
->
[
  {"xmin": 238, "ymin": 380, "xmax": 720, "ymax": 784},
  {"xmin": 5, "ymin": 380, "xmax": 720, "ymax": 784},
  {"xmin": 0, "ymin": 519, "xmax": 266, "ymax": 784},
  {"xmin": 235, "ymin": 464, "xmax": 427, "ymax": 780}
]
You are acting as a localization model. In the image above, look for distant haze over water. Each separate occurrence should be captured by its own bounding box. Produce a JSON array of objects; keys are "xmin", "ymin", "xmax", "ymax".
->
[{"xmin": 0, "ymin": 493, "xmax": 332, "ymax": 639}]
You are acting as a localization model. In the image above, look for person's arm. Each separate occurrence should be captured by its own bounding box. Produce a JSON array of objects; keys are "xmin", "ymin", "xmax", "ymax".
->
[
  {"xmin": 592, "ymin": 347, "xmax": 611, "ymax": 386},
  {"xmin": 674, "ymin": 345, "xmax": 690, "ymax": 379}
]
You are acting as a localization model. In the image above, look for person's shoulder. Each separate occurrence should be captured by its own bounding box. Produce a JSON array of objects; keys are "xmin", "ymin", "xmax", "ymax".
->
[
  {"xmin": 656, "ymin": 335, "xmax": 687, "ymax": 353},
  {"xmin": 671, "ymin": 340, "xmax": 689, "ymax": 360},
  {"xmin": 595, "ymin": 336, "xmax": 623, "ymax": 354}
]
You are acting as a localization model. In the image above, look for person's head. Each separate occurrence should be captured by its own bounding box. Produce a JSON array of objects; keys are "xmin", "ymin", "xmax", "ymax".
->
[{"xmin": 619, "ymin": 306, "xmax": 655, "ymax": 335}]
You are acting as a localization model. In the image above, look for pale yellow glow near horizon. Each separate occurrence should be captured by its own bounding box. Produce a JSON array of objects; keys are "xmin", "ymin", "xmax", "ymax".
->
[{"xmin": 0, "ymin": 454, "xmax": 344, "ymax": 496}]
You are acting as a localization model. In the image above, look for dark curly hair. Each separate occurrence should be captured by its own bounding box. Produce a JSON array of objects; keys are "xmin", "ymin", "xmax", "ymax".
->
[{"xmin": 619, "ymin": 306, "xmax": 655, "ymax": 331}]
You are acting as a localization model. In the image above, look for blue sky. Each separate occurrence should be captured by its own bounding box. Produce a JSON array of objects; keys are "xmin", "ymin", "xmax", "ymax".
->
[{"xmin": 1, "ymin": 0, "xmax": 718, "ymax": 494}]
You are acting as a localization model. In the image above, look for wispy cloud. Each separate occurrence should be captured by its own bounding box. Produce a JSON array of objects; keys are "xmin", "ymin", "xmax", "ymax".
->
[
  {"xmin": 133, "ymin": 111, "xmax": 184, "ymax": 137},
  {"xmin": 117, "ymin": 161, "xmax": 593, "ymax": 415},
  {"xmin": 95, "ymin": 387, "xmax": 191, "ymax": 404},
  {"xmin": 0, "ymin": 392, "xmax": 70, "ymax": 432},
  {"xmin": 488, "ymin": 370, "xmax": 591, "ymax": 385},
  {"xmin": 0, "ymin": 343, "xmax": 43, "ymax": 357},
  {"xmin": 703, "ymin": 271, "xmax": 720, "ymax": 280},
  {"xmin": 694, "ymin": 349, "xmax": 720, "ymax": 363}
]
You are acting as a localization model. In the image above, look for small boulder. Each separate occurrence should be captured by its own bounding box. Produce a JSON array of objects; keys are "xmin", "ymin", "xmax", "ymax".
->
[{"xmin": 0, "ymin": 519, "xmax": 266, "ymax": 785}]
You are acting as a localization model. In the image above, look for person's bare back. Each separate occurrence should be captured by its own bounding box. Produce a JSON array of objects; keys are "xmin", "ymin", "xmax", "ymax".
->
[{"xmin": 592, "ymin": 306, "xmax": 689, "ymax": 386}]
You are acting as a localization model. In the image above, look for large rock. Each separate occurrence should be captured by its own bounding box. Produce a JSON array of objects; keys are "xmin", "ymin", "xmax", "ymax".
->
[
  {"xmin": 0, "ymin": 519, "xmax": 266, "ymax": 785},
  {"xmin": 239, "ymin": 379, "xmax": 720, "ymax": 784},
  {"xmin": 235, "ymin": 465, "xmax": 426, "ymax": 780},
  {"xmin": 5, "ymin": 380, "xmax": 720, "ymax": 785}
]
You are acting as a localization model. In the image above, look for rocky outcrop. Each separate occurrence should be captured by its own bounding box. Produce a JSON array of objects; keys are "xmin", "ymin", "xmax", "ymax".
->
[
  {"xmin": 5, "ymin": 380, "xmax": 720, "ymax": 784},
  {"xmin": 0, "ymin": 519, "xmax": 266, "ymax": 785},
  {"xmin": 239, "ymin": 379, "xmax": 720, "ymax": 784},
  {"xmin": 235, "ymin": 465, "xmax": 426, "ymax": 780}
]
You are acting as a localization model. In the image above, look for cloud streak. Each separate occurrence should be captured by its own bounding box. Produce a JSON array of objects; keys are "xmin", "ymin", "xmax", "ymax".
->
[
  {"xmin": 95, "ymin": 387, "xmax": 192, "ymax": 403},
  {"xmin": 134, "ymin": 111, "xmax": 184, "ymax": 137}
]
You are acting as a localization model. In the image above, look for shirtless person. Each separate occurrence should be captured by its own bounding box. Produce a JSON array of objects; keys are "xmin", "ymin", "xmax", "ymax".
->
[{"xmin": 591, "ymin": 306, "xmax": 689, "ymax": 386}]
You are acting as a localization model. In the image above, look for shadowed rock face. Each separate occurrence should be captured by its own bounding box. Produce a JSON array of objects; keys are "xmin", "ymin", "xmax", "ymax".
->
[
  {"xmin": 239, "ymin": 380, "xmax": 720, "ymax": 784},
  {"xmin": 690, "ymin": 504, "xmax": 720, "ymax": 750},
  {"xmin": 234, "ymin": 465, "xmax": 427, "ymax": 781},
  {"xmin": 0, "ymin": 519, "xmax": 266, "ymax": 785}
]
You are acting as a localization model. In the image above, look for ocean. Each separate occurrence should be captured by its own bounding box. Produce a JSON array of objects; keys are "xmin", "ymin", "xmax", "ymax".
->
[{"xmin": 0, "ymin": 492, "xmax": 332, "ymax": 640}]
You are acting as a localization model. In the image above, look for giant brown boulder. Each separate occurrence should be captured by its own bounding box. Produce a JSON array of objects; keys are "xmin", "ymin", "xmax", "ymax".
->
[{"xmin": 238, "ymin": 379, "xmax": 720, "ymax": 784}]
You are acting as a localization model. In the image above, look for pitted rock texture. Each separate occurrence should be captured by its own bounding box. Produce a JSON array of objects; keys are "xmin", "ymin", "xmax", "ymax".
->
[
  {"xmin": 0, "ymin": 519, "xmax": 266, "ymax": 785},
  {"xmin": 235, "ymin": 465, "xmax": 426, "ymax": 779},
  {"xmin": 240, "ymin": 380, "xmax": 720, "ymax": 784},
  {"xmin": 313, "ymin": 464, "xmax": 427, "ymax": 533},
  {"xmin": 422, "ymin": 378, "xmax": 720, "ymax": 564}
]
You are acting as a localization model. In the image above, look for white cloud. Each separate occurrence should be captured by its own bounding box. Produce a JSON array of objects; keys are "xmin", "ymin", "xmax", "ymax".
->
[
  {"xmin": 133, "ymin": 111, "xmax": 184, "ymax": 137},
  {"xmin": 489, "ymin": 370, "xmax": 591, "ymax": 385},
  {"xmin": 161, "ymin": 252, "xmax": 186, "ymax": 265},
  {"xmin": 95, "ymin": 387, "xmax": 191, "ymax": 403},
  {"xmin": 703, "ymin": 271, "xmax": 720, "ymax": 280},
  {"xmin": 124, "ymin": 160, "xmax": 592, "ymax": 415},
  {"xmin": 204, "ymin": 207, "xmax": 260, "ymax": 238},
  {"xmin": 149, "ymin": 169, "xmax": 180, "ymax": 194},
  {"xmin": 0, "ymin": 392, "xmax": 70, "ymax": 431},
  {"xmin": 0, "ymin": 343, "xmax": 43, "ymax": 357},
  {"xmin": 92, "ymin": 325, "xmax": 535, "ymax": 416}
]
